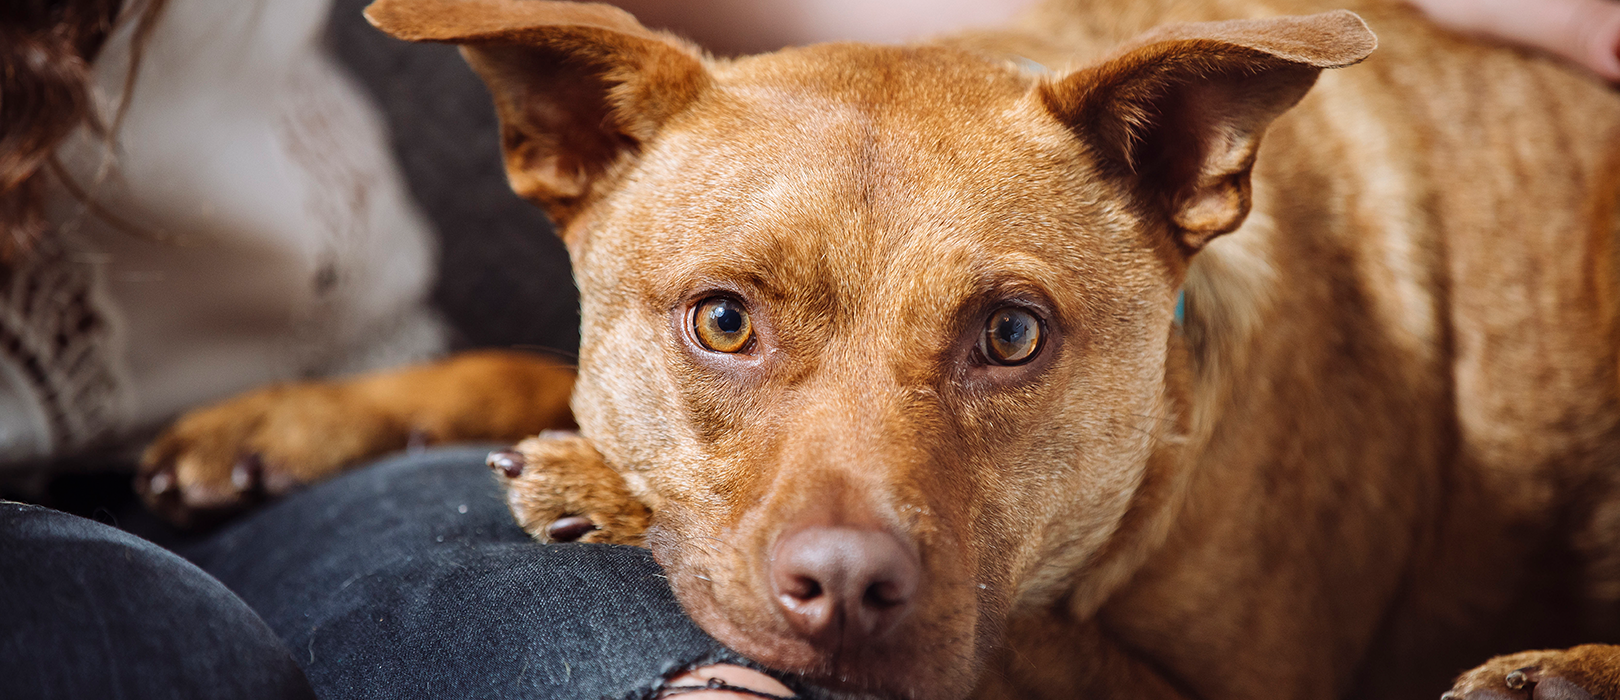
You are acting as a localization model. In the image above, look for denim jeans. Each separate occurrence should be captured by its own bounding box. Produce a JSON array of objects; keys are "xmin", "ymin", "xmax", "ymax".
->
[
  {"xmin": 0, "ymin": 502, "xmax": 315, "ymax": 700},
  {"xmin": 2, "ymin": 447, "xmax": 808, "ymax": 700}
]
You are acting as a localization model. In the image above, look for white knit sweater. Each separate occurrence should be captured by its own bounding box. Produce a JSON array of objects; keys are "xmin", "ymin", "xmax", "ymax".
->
[{"xmin": 1, "ymin": 0, "xmax": 444, "ymax": 467}]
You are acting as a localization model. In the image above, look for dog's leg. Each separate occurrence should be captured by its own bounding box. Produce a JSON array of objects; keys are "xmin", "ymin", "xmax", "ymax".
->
[
  {"xmin": 1446, "ymin": 645, "xmax": 1620, "ymax": 700},
  {"xmin": 139, "ymin": 350, "xmax": 575, "ymax": 527},
  {"xmin": 490, "ymin": 432, "xmax": 651, "ymax": 546}
]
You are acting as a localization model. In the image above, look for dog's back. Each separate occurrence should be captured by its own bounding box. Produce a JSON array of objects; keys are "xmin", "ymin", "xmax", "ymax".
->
[{"xmin": 950, "ymin": 1, "xmax": 1620, "ymax": 697}]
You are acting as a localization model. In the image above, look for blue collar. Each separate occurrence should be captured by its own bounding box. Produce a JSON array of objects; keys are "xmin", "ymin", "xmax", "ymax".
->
[{"xmin": 1174, "ymin": 289, "xmax": 1186, "ymax": 327}]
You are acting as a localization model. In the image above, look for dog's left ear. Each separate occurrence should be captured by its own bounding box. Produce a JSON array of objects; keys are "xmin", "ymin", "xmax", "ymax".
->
[{"xmin": 1040, "ymin": 11, "xmax": 1375, "ymax": 250}]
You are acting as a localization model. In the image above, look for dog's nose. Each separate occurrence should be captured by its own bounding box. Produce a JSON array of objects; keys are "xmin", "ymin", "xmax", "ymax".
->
[{"xmin": 769, "ymin": 527, "xmax": 919, "ymax": 646}]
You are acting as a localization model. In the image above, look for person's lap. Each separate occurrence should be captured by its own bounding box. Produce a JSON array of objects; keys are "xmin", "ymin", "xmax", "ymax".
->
[
  {"xmin": 185, "ymin": 446, "xmax": 800, "ymax": 699},
  {"xmin": 3, "ymin": 447, "xmax": 806, "ymax": 699},
  {"xmin": 0, "ymin": 501, "xmax": 315, "ymax": 700}
]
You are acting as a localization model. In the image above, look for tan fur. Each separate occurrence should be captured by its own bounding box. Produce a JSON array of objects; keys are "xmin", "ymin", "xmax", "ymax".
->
[
  {"xmin": 140, "ymin": 349, "xmax": 575, "ymax": 526},
  {"xmin": 1447, "ymin": 645, "xmax": 1620, "ymax": 700},
  {"xmin": 157, "ymin": 0, "xmax": 1620, "ymax": 697},
  {"xmin": 504, "ymin": 431, "xmax": 650, "ymax": 545}
]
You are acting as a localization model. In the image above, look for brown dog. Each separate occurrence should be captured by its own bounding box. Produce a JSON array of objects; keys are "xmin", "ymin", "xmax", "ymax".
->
[{"xmin": 146, "ymin": 0, "xmax": 1620, "ymax": 697}]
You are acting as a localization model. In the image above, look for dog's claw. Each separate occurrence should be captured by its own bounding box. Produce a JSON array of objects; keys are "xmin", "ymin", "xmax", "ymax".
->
[
  {"xmin": 405, "ymin": 429, "xmax": 431, "ymax": 453},
  {"xmin": 545, "ymin": 516, "xmax": 597, "ymax": 542},
  {"xmin": 502, "ymin": 434, "xmax": 651, "ymax": 546},
  {"xmin": 231, "ymin": 454, "xmax": 264, "ymax": 492},
  {"xmin": 146, "ymin": 467, "xmax": 176, "ymax": 496},
  {"xmin": 486, "ymin": 449, "xmax": 525, "ymax": 478}
]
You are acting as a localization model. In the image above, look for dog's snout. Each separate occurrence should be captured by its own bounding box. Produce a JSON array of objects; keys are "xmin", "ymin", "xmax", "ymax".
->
[{"xmin": 770, "ymin": 527, "xmax": 919, "ymax": 646}]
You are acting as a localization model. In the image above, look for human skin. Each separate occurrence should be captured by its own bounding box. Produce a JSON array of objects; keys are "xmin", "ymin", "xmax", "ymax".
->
[
  {"xmin": 1408, "ymin": 0, "xmax": 1620, "ymax": 81},
  {"xmin": 664, "ymin": 665, "xmax": 797, "ymax": 698}
]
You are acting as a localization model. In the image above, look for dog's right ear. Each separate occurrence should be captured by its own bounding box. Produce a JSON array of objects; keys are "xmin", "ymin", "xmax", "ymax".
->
[{"xmin": 365, "ymin": 0, "xmax": 710, "ymax": 230}]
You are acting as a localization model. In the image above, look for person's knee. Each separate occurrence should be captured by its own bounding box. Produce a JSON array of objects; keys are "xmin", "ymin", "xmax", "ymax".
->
[{"xmin": 0, "ymin": 503, "xmax": 314, "ymax": 700}]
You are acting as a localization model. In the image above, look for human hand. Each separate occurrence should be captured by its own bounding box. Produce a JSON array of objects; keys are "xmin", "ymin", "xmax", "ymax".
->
[{"xmin": 1410, "ymin": 0, "xmax": 1620, "ymax": 81}]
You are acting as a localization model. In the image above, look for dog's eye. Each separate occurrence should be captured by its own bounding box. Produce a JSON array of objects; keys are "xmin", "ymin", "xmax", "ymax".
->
[
  {"xmin": 980, "ymin": 307, "xmax": 1042, "ymax": 365},
  {"xmin": 693, "ymin": 297, "xmax": 753, "ymax": 353}
]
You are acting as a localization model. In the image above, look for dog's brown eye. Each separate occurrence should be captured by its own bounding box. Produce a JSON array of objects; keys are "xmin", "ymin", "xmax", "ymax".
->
[
  {"xmin": 981, "ymin": 307, "xmax": 1042, "ymax": 365},
  {"xmin": 693, "ymin": 297, "xmax": 753, "ymax": 353}
]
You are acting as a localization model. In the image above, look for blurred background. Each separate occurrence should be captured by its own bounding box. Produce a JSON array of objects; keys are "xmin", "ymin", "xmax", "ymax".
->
[{"xmin": 326, "ymin": 0, "xmax": 577, "ymax": 355}]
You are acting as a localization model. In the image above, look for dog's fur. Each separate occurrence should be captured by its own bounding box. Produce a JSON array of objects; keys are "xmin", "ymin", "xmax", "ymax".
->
[
  {"xmin": 149, "ymin": 0, "xmax": 1620, "ymax": 697},
  {"xmin": 140, "ymin": 350, "xmax": 575, "ymax": 525}
]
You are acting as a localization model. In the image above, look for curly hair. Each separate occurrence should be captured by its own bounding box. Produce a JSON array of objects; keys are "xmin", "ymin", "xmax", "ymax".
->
[{"xmin": 0, "ymin": 0, "xmax": 167, "ymax": 266}]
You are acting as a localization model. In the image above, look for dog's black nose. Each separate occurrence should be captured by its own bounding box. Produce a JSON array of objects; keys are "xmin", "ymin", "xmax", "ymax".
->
[{"xmin": 769, "ymin": 527, "xmax": 919, "ymax": 646}]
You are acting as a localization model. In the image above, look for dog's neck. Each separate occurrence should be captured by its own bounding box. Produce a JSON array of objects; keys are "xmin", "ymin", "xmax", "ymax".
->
[{"xmin": 1181, "ymin": 209, "xmax": 1280, "ymax": 390}]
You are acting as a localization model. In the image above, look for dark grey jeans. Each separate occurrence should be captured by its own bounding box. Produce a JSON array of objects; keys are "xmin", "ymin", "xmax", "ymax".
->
[
  {"xmin": 0, "ymin": 501, "xmax": 316, "ymax": 700},
  {"xmin": 2, "ymin": 447, "xmax": 795, "ymax": 700}
]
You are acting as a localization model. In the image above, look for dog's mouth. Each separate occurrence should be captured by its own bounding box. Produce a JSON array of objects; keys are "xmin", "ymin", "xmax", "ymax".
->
[
  {"xmin": 680, "ymin": 594, "xmax": 980, "ymax": 699},
  {"xmin": 654, "ymin": 523, "xmax": 988, "ymax": 700}
]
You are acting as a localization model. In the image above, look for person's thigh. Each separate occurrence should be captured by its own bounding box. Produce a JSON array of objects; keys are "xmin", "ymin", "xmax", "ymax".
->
[
  {"xmin": 184, "ymin": 446, "xmax": 805, "ymax": 700},
  {"xmin": 0, "ymin": 502, "xmax": 314, "ymax": 700}
]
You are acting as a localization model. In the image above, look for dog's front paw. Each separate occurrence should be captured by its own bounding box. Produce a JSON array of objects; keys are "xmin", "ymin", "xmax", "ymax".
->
[
  {"xmin": 139, "ymin": 383, "xmax": 409, "ymax": 528},
  {"xmin": 489, "ymin": 432, "xmax": 651, "ymax": 546},
  {"xmin": 1445, "ymin": 646, "xmax": 1620, "ymax": 700}
]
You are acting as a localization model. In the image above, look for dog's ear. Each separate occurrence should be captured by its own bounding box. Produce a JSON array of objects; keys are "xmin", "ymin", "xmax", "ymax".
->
[
  {"xmin": 1040, "ymin": 11, "xmax": 1374, "ymax": 250},
  {"xmin": 365, "ymin": 0, "xmax": 709, "ymax": 229}
]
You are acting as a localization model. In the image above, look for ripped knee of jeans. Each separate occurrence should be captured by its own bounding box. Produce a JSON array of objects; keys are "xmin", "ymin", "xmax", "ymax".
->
[
  {"xmin": 635, "ymin": 654, "xmax": 803, "ymax": 700},
  {"xmin": 653, "ymin": 674, "xmax": 799, "ymax": 699}
]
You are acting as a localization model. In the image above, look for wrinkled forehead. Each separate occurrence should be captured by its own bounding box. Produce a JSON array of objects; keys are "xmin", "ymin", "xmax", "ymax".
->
[{"xmin": 594, "ymin": 44, "xmax": 1129, "ymax": 314}]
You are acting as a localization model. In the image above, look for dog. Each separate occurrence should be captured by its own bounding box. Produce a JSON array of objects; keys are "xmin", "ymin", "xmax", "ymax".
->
[{"xmin": 145, "ymin": 0, "xmax": 1620, "ymax": 697}]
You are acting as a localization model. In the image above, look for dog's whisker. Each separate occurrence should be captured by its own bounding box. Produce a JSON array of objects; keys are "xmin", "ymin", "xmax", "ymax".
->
[
  {"xmin": 669, "ymin": 534, "xmax": 741, "ymax": 556},
  {"xmin": 1121, "ymin": 413, "xmax": 1185, "ymax": 447},
  {"xmin": 1121, "ymin": 412, "xmax": 1190, "ymax": 445},
  {"xmin": 1126, "ymin": 411, "xmax": 1179, "ymax": 427},
  {"xmin": 505, "ymin": 344, "xmax": 581, "ymax": 362}
]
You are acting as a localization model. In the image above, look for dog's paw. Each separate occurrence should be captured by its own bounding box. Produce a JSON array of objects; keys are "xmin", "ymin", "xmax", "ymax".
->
[
  {"xmin": 139, "ymin": 383, "xmax": 410, "ymax": 528},
  {"xmin": 1445, "ymin": 646, "xmax": 1620, "ymax": 700},
  {"xmin": 489, "ymin": 432, "xmax": 651, "ymax": 546}
]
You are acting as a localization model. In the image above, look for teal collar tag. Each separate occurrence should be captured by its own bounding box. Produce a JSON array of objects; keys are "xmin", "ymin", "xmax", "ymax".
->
[
  {"xmin": 1174, "ymin": 290, "xmax": 1186, "ymax": 327},
  {"xmin": 1011, "ymin": 55, "xmax": 1050, "ymax": 73}
]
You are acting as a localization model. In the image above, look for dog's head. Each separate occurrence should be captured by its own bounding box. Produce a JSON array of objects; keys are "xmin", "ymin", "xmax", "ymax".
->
[{"xmin": 368, "ymin": 2, "xmax": 1372, "ymax": 696}]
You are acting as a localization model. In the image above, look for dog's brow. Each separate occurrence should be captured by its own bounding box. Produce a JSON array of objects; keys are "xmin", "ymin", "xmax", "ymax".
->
[{"xmin": 966, "ymin": 252, "xmax": 1065, "ymax": 293}]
